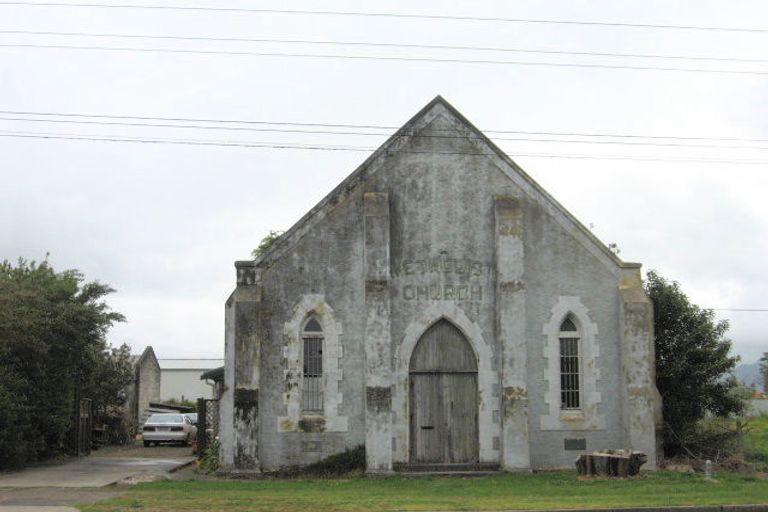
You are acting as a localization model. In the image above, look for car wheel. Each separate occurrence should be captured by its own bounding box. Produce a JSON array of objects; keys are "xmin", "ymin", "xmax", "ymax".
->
[{"xmin": 143, "ymin": 440, "xmax": 150, "ymax": 447}]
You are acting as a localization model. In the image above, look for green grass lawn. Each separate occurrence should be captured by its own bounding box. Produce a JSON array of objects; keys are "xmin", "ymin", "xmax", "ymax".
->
[
  {"xmin": 82, "ymin": 471, "xmax": 768, "ymax": 512},
  {"xmin": 746, "ymin": 414, "xmax": 768, "ymax": 471}
]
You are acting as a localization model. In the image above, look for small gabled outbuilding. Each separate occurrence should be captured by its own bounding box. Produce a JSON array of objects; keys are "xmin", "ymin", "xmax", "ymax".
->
[
  {"xmin": 219, "ymin": 96, "xmax": 662, "ymax": 473},
  {"xmin": 124, "ymin": 346, "xmax": 160, "ymax": 429}
]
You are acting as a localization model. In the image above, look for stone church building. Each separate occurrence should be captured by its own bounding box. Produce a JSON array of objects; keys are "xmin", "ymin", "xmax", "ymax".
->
[{"xmin": 219, "ymin": 97, "xmax": 662, "ymax": 473}]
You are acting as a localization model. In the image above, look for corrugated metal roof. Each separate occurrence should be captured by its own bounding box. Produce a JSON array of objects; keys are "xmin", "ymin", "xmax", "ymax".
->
[{"xmin": 157, "ymin": 359, "xmax": 224, "ymax": 370}]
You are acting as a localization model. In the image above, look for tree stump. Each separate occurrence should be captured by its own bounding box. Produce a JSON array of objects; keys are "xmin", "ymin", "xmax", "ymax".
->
[{"xmin": 628, "ymin": 452, "xmax": 648, "ymax": 475}]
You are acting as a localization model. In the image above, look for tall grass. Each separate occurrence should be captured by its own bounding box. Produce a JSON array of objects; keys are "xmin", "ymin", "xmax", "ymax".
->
[{"xmin": 745, "ymin": 413, "xmax": 768, "ymax": 471}]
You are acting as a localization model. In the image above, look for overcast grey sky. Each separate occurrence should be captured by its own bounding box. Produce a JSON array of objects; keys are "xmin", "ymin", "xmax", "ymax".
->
[{"xmin": 1, "ymin": 0, "xmax": 766, "ymax": 364}]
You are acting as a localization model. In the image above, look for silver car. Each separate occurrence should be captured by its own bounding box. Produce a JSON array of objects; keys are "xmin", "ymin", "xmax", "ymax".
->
[{"xmin": 142, "ymin": 413, "xmax": 197, "ymax": 447}]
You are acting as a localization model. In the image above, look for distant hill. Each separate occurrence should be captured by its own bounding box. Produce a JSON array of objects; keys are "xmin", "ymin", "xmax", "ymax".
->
[{"xmin": 735, "ymin": 361, "xmax": 764, "ymax": 392}]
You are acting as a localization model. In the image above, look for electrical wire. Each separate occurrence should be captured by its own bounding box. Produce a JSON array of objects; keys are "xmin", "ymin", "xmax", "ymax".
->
[
  {"xmin": 2, "ymin": 29, "xmax": 766, "ymax": 64},
  {"xmin": 1, "ymin": 2, "xmax": 767, "ymax": 34},
  {"xmin": 2, "ymin": 115, "xmax": 768, "ymax": 151},
  {"xmin": 2, "ymin": 43, "xmax": 767, "ymax": 76},
  {"xmin": 2, "ymin": 109, "xmax": 766, "ymax": 143},
  {"xmin": 3, "ymin": 129, "xmax": 768, "ymax": 164},
  {"xmin": 712, "ymin": 309, "xmax": 768, "ymax": 312}
]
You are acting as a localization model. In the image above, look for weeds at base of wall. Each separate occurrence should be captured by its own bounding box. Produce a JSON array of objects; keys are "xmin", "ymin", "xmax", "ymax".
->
[
  {"xmin": 265, "ymin": 445, "xmax": 366, "ymax": 479},
  {"xmin": 196, "ymin": 439, "xmax": 221, "ymax": 474}
]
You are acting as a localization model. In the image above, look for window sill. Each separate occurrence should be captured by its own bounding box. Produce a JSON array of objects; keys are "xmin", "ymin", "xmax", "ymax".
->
[
  {"xmin": 559, "ymin": 410, "xmax": 585, "ymax": 422},
  {"xmin": 298, "ymin": 415, "xmax": 326, "ymax": 433}
]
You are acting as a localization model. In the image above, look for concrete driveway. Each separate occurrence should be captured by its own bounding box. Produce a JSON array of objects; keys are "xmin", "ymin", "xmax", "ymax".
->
[
  {"xmin": 0, "ymin": 456, "xmax": 192, "ymax": 488},
  {"xmin": 0, "ymin": 447, "xmax": 194, "ymax": 510}
]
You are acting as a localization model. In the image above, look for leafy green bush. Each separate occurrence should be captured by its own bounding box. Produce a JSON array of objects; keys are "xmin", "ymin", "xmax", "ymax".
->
[
  {"xmin": 0, "ymin": 372, "xmax": 33, "ymax": 468},
  {"xmin": 0, "ymin": 258, "xmax": 127, "ymax": 469},
  {"xmin": 251, "ymin": 230, "xmax": 284, "ymax": 258},
  {"xmin": 646, "ymin": 271, "xmax": 745, "ymax": 456}
]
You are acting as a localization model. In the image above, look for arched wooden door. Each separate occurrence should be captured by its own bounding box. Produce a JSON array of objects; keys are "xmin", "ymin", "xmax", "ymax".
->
[{"xmin": 409, "ymin": 319, "xmax": 478, "ymax": 463}]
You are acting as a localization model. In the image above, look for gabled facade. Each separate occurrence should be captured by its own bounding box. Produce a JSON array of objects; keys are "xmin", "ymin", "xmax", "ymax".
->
[
  {"xmin": 124, "ymin": 346, "xmax": 160, "ymax": 430},
  {"xmin": 219, "ymin": 97, "xmax": 662, "ymax": 473}
]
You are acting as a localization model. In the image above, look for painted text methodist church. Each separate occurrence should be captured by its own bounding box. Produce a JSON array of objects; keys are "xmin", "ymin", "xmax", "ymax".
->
[{"xmin": 218, "ymin": 97, "xmax": 662, "ymax": 473}]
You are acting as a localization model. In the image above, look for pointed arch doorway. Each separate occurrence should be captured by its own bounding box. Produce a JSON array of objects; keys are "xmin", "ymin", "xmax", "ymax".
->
[{"xmin": 409, "ymin": 319, "xmax": 479, "ymax": 464}]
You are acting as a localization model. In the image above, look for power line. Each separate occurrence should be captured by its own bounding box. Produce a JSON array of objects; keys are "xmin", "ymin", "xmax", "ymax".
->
[
  {"xmin": 0, "ymin": 109, "xmax": 395, "ymax": 131},
  {"xmin": 1, "ymin": 2, "xmax": 767, "ymax": 34},
  {"xmin": 3, "ymin": 129, "xmax": 768, "ymax": 164},
  {"xmin": 2, "ymin": 109, "xmax": 766, "ymax": 144},
  {"xmin": 2, "ymin": 43, "xmax": 767, "ymax": 76},
  {"xmin": 0, "ymin": 115, "xmax": 393, "ymax": 135},
  {"xmin": 0, "ymin": 130, "xmax": 373, "ymax": 151},
  {"xmin": 3, "ymin": 115, "xmax": 768, "ymax": 151},
  {"xmin": 712, "ymin": 308, "xmax": 768, "ymax": 312},
  {"xmin": 2, "ymin": 29, "xmax": 767, "ymax": 64}
]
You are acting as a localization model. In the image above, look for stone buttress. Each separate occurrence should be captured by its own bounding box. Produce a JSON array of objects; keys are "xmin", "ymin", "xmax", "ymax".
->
[
  {"xmin": 495, "ymin": 196, "xmax": 531, "ymax": 470},
  {"xmin": 619, "ymin": 265, "xmax": 663, "ymax": 467},
  {"xmin": 363, "ymin": 192, "xmax": 394, "ymax": 473},
  {"xmin": 229, "ymin": 260, "xmax": 262, "ymax": 472}
]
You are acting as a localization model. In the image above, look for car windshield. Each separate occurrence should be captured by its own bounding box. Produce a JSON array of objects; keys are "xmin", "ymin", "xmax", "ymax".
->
[
  {"xmin": 147, "ymin": 414, "xmax": 183, "ymax": 424},
  {"xmin": 185, "ymin": 414, "xmax": 197, "ymax": 422}
]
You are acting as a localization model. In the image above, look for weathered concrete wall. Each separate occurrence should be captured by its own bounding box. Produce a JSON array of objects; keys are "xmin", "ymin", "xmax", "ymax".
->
[
  {"xmin": 254, "ymin": 187, "xmax": 367, "ymax": 470},
  {"xmin": 220, "ymin": 97, "xmax": 659, "ymax": 471},
  {"xmin": 366, "ymin": 108, "xmax": 636, "ymax": 469},
  {"xmin": 379, "ymin": 114, "xmax": 505, "ymax": 466},
  {"xmin": 524, "ymin": 195, "xmax": 625, "ymax": 468},
  {"xmin": 133, "ymin": 347, "xmax": 160, "ymax": 426},
  {"xmin": 219, "ymin": 292, "xmax": 236, "ymax": 469}
]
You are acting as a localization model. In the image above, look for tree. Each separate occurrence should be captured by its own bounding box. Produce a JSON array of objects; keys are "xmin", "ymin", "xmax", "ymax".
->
[
  {"xmin": 85, "ymin": 342, "xmax": 134, "ymax": 420},
  {"xmin": 0, "ymin": 258, "xmax": 127, "ymax": 468},
  {"xmin": 252, "ymin": 230, "xmax": 284, "ymax": 258},
  {"xmin": 645, "ymin": 270, "xmax": 744, "ymax": 456}
]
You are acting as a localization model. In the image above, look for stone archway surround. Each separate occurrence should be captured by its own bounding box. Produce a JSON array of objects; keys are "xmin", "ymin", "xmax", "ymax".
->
[
  {"xmin": 392, "ymin": 302, "xmax": 498, "ymax": 463},
  {"xmin": 278, "ymin": 294, "xmax": 347, "ymax": 433}
]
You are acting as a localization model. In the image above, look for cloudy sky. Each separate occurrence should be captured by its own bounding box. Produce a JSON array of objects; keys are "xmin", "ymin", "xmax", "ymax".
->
[{"xmin": 1, "ymin": 0, "xmax": 766, "ymax": 364}]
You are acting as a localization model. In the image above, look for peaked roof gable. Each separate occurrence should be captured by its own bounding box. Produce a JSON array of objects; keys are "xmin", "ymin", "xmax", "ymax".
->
[
  {"xmin": 133, "ymin": 345, "xmax": 159, "ymax": 375},
  {"xmin": 247, "ymin": 96, "xmax": 634, "ymax": 275}
]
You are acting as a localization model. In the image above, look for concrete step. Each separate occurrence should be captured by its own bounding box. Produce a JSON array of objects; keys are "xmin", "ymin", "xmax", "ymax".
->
[
  {"xmin": 395, "ymin": 470, "xmax": 500, "ymax": 477},
  {"xmin": 394, "ymin": 463, "xmax": 500, "ymax": 473}
]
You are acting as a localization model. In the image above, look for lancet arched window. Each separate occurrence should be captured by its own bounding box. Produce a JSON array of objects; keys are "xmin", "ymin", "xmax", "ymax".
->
[
  {"xmin": 302, "ymin": 317, "xmax": 324, "ymax": 412},
  {"xmin": 559, "ymin": 315, "xmax": 581, "ymax": 410}
]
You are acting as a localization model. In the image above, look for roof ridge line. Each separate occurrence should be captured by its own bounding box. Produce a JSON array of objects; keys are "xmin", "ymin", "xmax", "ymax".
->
[
  {"xmin": 249, "ymin": 95, "xmax": 450, "ymax": 268},
  {"xmin": 245, "ymin": 95, "xmax": 626, "ymax": 274}
]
